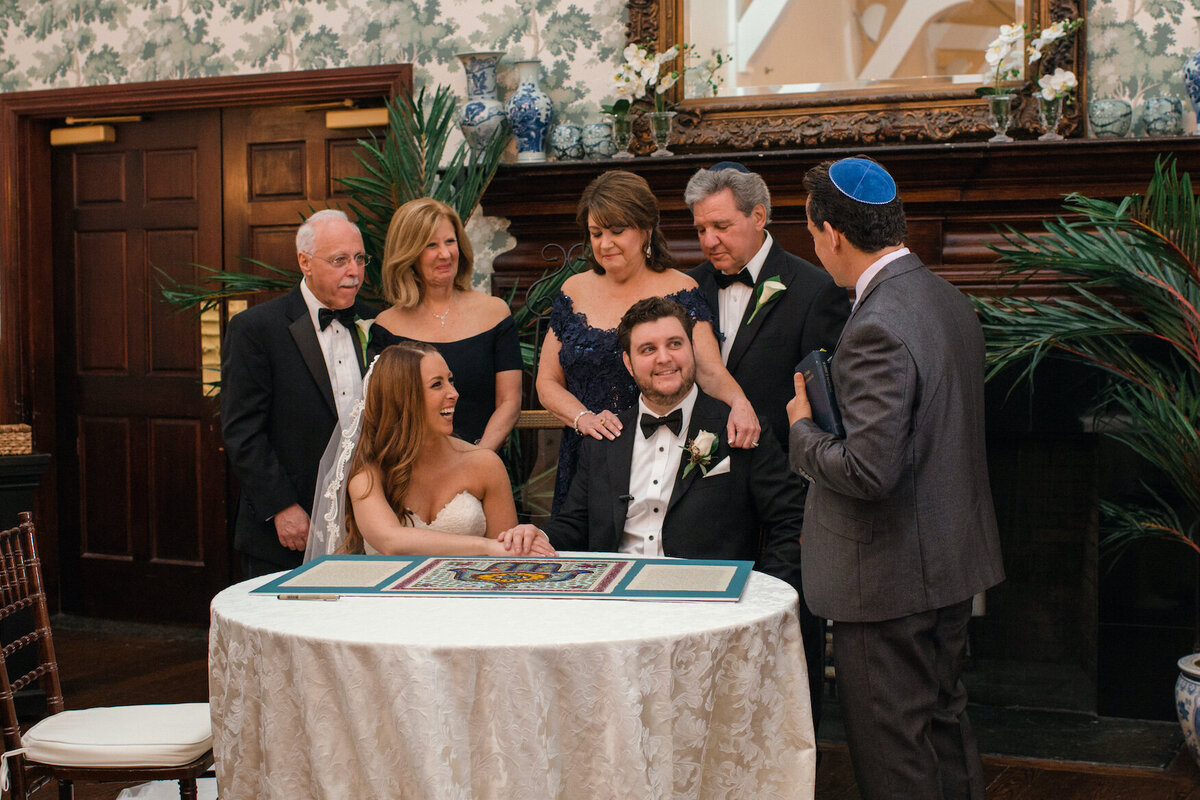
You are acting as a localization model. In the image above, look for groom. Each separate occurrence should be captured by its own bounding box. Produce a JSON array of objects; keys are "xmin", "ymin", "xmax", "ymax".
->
[{"xmin": 545, "ymin": 296, "xmax": 806, "ymax": 589}]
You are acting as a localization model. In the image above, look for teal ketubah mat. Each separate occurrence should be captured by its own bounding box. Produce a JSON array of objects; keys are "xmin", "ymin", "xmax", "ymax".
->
[{"xmin": 253, "ymin": 555, "xmax": 754, "ymax": 602}]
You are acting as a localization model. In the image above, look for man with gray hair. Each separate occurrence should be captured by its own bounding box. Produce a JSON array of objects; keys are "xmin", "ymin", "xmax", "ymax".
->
[
  {"xmin": 686, "ymin": 162, "xmax": 850, "ymax": 736},
  {"xmin": 221, "ymin": 209, "xmax": 378, "ymax": 578}
]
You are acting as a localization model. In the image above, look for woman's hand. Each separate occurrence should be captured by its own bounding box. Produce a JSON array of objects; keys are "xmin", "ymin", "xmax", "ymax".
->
[
  {"xmin": 726, "ymin": 396, "xmax": 762, "ymax": 449},
  {"xmin": 494, "ymin": 524, "xmax": 558, "ymax": 557},
  {"xmin": 577, "ymin": 409, "xmax": 622, "ymax": 441}
]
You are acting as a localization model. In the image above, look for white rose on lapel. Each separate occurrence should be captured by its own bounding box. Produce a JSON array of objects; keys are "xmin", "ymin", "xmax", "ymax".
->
[
  {"xmin": 682, "ymin": 430, "xmax": 719, "ymax": 478},
  {"xmin": 746, "ymin": 275, "xmax": 786, "ymax": 324}
]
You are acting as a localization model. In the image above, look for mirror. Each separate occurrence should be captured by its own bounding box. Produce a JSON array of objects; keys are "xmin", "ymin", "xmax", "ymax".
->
[
  {"xmin": 628, "ymin": 0, "xmax": 1084, "ymax": 150},
  {"xmin": 684, "ymin": 0, "xmax": 1023, "ymax": 99}
]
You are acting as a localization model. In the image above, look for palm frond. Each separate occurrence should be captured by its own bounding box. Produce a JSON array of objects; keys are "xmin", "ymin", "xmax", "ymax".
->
[
  {"xmin": 1100, "ymin": 491, "xmax": 1200, "ymax": 566},
  {"xmin": 156, "ymin": 259, "xmax": 299, "ymax": 314},
  {"xmin": 973, "ymin": 155, "xmax": 1200, "ymax": 559}
]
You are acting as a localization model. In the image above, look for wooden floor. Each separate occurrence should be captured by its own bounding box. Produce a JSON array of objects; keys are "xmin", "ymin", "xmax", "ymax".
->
[{"xmin": 23, "ymin": 617, "xmax": 1200, "ymax": 799}]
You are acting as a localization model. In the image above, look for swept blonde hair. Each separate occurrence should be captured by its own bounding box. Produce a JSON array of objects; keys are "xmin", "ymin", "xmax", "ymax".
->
[{"xmin": 381, "ymin": 198, "xmax": 474, "ymax": 308}]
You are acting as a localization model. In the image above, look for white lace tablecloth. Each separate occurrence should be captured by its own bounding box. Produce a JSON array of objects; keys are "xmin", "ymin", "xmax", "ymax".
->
[{"xmin": 208, "ymin": 568, "xmax": 815, "ymax": 799}]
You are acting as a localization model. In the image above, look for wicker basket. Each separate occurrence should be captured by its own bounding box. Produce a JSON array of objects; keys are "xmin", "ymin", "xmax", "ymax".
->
[{"xmin": 0, "ymin": 424, "xmax": 32, "ymax": 455}]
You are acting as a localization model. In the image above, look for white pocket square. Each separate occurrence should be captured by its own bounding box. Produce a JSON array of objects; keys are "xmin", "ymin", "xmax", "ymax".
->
[{"xmin": 704, "ymin": 456, "xmax": 731, "ymax": 477}]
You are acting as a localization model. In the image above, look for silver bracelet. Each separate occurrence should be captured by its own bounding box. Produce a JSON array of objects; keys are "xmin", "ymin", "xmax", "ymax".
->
[{"xmin": 572, "ymin": 409, "xmax": 591, "ymax": 434}]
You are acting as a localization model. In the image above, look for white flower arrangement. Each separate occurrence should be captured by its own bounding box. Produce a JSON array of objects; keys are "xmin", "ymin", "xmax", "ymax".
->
[
  {"xmin": 979, "ymin": 22, "xmax": 1025, "ymax": 96},
  {"xmin": 1028, "ymin": 18, "xmax": 1082, "ymax": 102},
  {"xmin": 1037, "ymin": 67, "xmax": 1078, "ymax": 101},
  {"xmin": 603, "ymin": 42, "xmax": 686, "ymax": 117},
  {"xmin": 976, "ymin": 17, "xmax": 1081, "ymax": 100}
]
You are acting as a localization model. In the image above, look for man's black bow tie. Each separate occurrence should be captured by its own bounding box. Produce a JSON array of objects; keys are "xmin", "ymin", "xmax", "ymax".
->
[
  {"xmin": 640, "ymin": 409, "xmax": 683, "ymax": 438},
  {"xmin": 713, "ymin": 269, "xmax": 754, "ymax": 289},
  {"xmin": 318, "ymin": 307, "xmax": 358, "ymax": 331}
]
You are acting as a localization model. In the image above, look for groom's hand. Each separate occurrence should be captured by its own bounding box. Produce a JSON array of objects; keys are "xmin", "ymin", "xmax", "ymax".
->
[
  {"xmin": 497, "ymin": 524, "xmax": 557, "ymax": 557},
  {"xmin": 274, "ymin": 504, "xmax": 310, "ymax": 551}
]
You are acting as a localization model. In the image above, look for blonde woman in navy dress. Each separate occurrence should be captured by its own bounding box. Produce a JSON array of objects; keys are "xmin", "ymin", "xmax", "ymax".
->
[{"xmin": 371, "ymin": 198, "xmax": 522, "ymax": 450}]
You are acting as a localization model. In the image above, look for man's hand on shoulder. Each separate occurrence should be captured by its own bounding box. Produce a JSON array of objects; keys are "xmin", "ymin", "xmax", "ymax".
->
[{"xmin": 274, "ymin": 504, "xmax": 310, "ymax": 551}]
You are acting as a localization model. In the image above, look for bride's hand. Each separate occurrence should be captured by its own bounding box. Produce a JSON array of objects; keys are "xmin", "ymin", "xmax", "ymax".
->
[{"xmin": 496, "ymin": 524, "xmax": 557, "ymax": 557}]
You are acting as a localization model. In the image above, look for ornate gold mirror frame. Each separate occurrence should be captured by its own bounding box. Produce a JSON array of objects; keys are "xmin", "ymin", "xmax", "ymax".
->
[{"xmin": 627, "ymin": 0, "xmax": 1085, "ymax": 150}]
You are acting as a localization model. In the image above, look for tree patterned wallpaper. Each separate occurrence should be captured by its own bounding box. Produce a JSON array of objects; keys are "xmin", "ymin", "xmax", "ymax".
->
[{"xmin": 4, "ymin": 1, "xmax": 1200, "ymax": 121}]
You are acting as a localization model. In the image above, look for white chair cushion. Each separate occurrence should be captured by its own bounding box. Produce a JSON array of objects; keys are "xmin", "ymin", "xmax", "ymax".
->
[{"xmin": 22, "ymin": 703, "xmax": 212, "ymax": 768}]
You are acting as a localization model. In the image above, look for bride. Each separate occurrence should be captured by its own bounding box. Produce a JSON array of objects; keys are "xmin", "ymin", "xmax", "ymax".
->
[{"xmin": 306, "ymin": 341, "xmax": 555, "ymax": 558}]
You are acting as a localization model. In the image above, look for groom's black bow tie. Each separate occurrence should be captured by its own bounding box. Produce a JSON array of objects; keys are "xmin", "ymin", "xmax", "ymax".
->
[
  {"xmin": 640, "ymin": 409, "xmax": 683, "ymax": 438},
  {"xmin": 318, "ymin": 307, "xmax": 358, "ymax": 331},
  {"xmin": 713, "ymin": 269, "xmax": 754, "ymax": 289}
]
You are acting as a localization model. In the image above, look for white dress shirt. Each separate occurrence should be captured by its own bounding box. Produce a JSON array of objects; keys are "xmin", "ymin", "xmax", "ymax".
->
[
  {"xmin": 299, "ymin": 279, "xmax": 363, "ymax": 427},
  {"xmin": 717, "ymin": 232, "xmax": 773, "ymax": 363},
  {"xmin": 620, "ymin": 385, "xmax": 699, "ymax": 557},
  {"xmin": 853, "ymin": 247, "xmax": 910, "ymax": 310}
]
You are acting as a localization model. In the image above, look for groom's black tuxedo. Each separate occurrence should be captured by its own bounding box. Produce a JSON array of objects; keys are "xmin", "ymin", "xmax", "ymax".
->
[
  {"xmin": 546, "ymin": 392, "xmax": 805, "ymax": 591},
  {"xmin": 221, "ymin": 285, "xmax": 377, "ymax": 571},
  {"xmin": 688, "ymin": 239, "xmax": 849, "ymax": 450}
]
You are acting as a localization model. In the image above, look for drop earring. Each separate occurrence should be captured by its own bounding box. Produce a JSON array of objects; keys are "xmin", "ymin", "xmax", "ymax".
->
[{"xmin": 644, "ymin": 242, "xmax": 652, "ymax": 258}]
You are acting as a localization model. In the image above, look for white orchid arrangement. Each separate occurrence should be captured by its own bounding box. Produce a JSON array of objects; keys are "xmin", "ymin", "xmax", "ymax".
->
[
  {"xmin": 681, "ymin": 429, "xmax": 719, "ymax": 478},
  {"xmin": 1028, "ymin": 18, "xmax": 1083, "ymax": 102},
  {"xmin": 976, "ymin": 17, "xmax": 1082, "ymax": 99},
  {"xmin": 978, "ymin": 22, "xmax": 1025, "ymax": 96},
  {"xmin": 603, "ymin": 42, "xmax": 688, "ymax": 117}
]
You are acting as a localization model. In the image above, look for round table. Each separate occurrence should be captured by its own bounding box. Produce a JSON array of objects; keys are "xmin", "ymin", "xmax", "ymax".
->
[{"xmin": 208, "ymin": 568, "xmax": 815, "ymax": 799}]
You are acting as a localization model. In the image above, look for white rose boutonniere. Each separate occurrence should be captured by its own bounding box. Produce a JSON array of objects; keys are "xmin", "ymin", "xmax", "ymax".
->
[
  {"xmin": 354, "ymin": 317, "xmax": 375, "ymax": 364},
  {"xmin": 746, "ymin": 275, "xmax": 787, "ymax": 324},
  {"xmin": 681, "ymin": 429, "xmax": 719, "ymax": 478}
]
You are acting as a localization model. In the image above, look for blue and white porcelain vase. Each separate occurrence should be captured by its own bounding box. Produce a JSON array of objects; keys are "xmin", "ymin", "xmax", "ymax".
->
[
  {"xmin": 1088, "ymin": 98, "xmax": 1133, "ymax": 138},
  {"xmin": 1141, "ymin": 96, "xmax": 1184, "ymax": 136},
  {"xmin": 456, "ymin": 51, "xmax": 507, "ymax": 153},
  {"xmin": 505, "ymin": 60, "xmax": 554, "ymax": 163},
  {"xmin": 1177, "ymin": 654, "xmax": 1200, "ymax": 767},
  {"xmin": 1184, "ymin": 17, "xmax": 1200, "ymax": 121}
]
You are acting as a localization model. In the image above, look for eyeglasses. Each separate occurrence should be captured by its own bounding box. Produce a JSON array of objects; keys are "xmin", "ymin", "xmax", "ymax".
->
[{"xmin": 306, "ymin": 252, "xmax": 372, "ymax": 269}]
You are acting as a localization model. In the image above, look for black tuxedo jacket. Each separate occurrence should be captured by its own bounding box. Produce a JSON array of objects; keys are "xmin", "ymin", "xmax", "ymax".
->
[
  {"xmin": 689, "ymin": 239, "xmax": 849, "ymax": 449},
  {"xmin": 546, "ymin": 392, "xmax": 806, "ymax": 591},
  {"xmin": 220, "ymin": 285, "xmax": 377, "ymax": 569}
]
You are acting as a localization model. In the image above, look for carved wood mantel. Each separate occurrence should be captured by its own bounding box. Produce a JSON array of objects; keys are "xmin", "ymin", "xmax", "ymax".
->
[{"xmin": 482, "ymin": 137, "xmax": 1200, "ymax": 301}]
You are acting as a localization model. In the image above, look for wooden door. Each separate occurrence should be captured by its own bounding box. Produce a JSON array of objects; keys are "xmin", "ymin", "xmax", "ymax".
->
[
  {"xmin": 52, "ymin": 110, "xmax": 227, "ymax": 622},
  {"xmin": 221, "ymin": 105, "xmax": 379, "ymax": 293}
]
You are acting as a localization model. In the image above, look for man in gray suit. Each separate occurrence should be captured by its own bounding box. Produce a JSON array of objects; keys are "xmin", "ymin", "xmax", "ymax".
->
[{"xmin": 787, "ymin": 157, "xmax": 1004, "ymax": 800}]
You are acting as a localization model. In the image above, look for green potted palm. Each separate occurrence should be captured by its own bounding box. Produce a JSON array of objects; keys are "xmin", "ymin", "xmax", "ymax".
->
[{"xmin": 972, "ymin": 155, "xmax": 1199, "ymax": 757}]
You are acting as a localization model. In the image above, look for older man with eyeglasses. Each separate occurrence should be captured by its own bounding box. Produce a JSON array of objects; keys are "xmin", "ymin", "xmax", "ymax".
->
[{"xmin": 221, "ymin": 209, "xmax": 379, "ymax": 578}]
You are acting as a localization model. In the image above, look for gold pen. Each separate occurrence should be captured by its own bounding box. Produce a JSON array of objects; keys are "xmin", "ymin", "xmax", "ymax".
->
[{"xmin": 276, "ymin": 593, "xmax": 340, "ymax": 601}]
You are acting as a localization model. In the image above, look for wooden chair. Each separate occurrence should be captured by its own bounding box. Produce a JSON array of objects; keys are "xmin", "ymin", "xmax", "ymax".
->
[{"xmin": 0, "ymin": 512, "xmax": 213, "ymax": 800}]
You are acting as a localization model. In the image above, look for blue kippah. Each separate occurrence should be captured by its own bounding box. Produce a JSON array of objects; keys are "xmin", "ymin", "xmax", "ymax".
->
[
  {"xmin": 710, "ymin": 160, "xmax": 750, "ymax": 173},
  {"xmin": 828, "ymin": 158, "xmax": 897, "ymax": 204}
]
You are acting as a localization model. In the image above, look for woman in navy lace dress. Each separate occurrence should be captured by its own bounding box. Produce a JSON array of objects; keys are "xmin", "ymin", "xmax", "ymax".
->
[
  {"xmin": 370, "ymin": 198, "xmax": 522, "ymax": 450},
  {"xmin": 537, "ymin": 170, "xmax": 760, "ymax": 512}
]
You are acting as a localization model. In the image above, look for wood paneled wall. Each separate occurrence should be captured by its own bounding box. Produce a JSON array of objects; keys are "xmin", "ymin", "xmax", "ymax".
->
[{"xmin": 481, "ymin": 137, "xmax": 1200, "ymax": 302}]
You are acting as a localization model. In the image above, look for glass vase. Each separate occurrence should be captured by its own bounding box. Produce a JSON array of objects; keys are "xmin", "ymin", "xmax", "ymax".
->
[
  {"xmin": 1038, "ymin": 96, "xmax": 1064, "ymax": 141},
  {"xmin": 611, "ymin": 113, "xmax": 634, "ymax": 159},
  {"xmin": 647, "ymin": 110, "xmax": 676, "ymax": 157},
  {"xmin": 985, "ymin": 94, "xmax": 1015, "ymax": 143}
]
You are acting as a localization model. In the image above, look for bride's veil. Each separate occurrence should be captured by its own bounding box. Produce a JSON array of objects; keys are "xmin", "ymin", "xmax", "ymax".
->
[{"xmin": 305, "ymin": 355, "xmax": 378, "ymax": 561}]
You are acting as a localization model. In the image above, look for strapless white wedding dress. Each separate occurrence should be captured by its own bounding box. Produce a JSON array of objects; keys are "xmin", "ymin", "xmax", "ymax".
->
[{"xmin": 364, "ymin": 491, "xmax": 487, "ymax": 554}]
